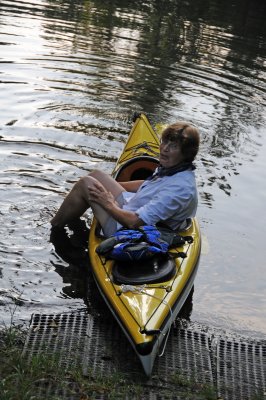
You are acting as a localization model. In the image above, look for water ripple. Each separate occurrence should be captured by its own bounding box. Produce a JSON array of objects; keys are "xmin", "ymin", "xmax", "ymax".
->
[{"xmin": 0, "ymin": 0, "xmax": 265, "ymax": 335}]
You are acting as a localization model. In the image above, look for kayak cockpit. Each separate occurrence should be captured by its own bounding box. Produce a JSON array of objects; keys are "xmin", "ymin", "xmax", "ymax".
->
[
  {"xmin": 112, "ymin": 256, "xmax": 176, "ymax": 285},
  {"xmin": 115, "ymin": 155, "xmax": 159, "ymax": 181}
]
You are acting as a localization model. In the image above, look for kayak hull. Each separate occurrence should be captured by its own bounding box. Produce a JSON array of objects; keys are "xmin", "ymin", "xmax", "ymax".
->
[{"xmin": 88, "ymin": 113, "xmax": 201, "ymax": 376}]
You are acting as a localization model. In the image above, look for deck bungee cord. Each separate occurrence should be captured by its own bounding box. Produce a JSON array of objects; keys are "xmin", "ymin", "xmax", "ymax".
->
[
  {"xmin": 119, "ymin": 283, "xmax": 174, "ymax": 357},
  {"xmin": 119, "ymin": 141, "xmax": 159, "ymax": 163},
  {"xmin": 130, "ymin": 141, "xmax": 159, "ymax": 155}
]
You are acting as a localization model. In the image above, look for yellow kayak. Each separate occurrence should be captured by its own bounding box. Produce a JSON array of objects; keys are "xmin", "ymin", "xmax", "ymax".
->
[{"xmin": 88, "ymin": 113, "xmax": 201, "ymax": 376}]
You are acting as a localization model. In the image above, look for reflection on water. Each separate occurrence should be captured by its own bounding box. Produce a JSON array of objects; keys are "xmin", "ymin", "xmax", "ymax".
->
[
  {"xmin": 50, "ymin": 219, "xmax": 89, "ymax": 297},
  {"xmin": 0, "ymin": 0, "xmax": 265, "ymax": 337}
]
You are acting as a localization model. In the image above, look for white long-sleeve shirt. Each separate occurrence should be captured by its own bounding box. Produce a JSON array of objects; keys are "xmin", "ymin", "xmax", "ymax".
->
[{"xmin": 122, "ymin": 169, "xmax": 198, "ymax": 230}]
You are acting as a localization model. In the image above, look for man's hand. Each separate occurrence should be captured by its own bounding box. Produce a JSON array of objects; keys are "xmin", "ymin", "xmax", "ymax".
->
[
  {"xmin": 88, "ymin": 180, "xmax": 144, "ymax": 229},
  {"xmin": 88, "ymin": 181, "xmax": 117, "ymax": 209}
]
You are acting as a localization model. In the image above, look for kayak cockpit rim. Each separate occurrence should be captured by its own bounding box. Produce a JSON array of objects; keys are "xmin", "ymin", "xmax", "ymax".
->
[{"xmin": 114, "ymin": 155, "xmax": 160, "ymax": 182}]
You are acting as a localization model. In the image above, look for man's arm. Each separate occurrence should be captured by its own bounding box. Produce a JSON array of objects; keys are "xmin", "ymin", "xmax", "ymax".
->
[
  {"xmin": 119, "ymin": 180, "xmax": 144, "ymax": 192},
  {"xmin": 103, "ymin": 199, "xmax": 144, "ymax": 229}
]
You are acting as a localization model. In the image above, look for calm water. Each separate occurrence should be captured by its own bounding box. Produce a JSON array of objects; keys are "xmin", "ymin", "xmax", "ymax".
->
[{"xmin": 0, "ymin": 0, "xmax": 265, "ymax": 339}]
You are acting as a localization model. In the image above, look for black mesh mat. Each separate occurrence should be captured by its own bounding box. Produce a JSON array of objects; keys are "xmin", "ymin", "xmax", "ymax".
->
[
  {"xmin": 22, "ymin": 311, "xmax": 265, "ymax": 400},
  {"xmin": 216, "ymin": 338, "xmax": 266, "ymax": 400}
]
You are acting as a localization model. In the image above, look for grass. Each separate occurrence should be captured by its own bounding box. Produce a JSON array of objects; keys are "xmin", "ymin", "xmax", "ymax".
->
[
  {"xmin": 168, "ymin": 373, "xmax": 217, "ymax": 400},
  {"xmin": 0, "ymin": 301, "xmax": 217, "ymax": 399},
  {"xmin": 0, "ymin": 323, "xmax": 221, "ymax": 400},
  {"xmin": 1, "ymin": 319, "xmax": 264, "ymax": 400},
  {"xmin": 0, "ymin": 324, "xmax": 146, "ymax": 400},
  {"xmin": 0, "ymin": 326, "xmax": 60, "ymax": 400}
]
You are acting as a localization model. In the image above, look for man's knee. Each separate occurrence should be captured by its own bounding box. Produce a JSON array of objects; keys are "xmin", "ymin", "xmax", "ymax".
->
[
  {"xmin": 78, "ymin": 175, "xmax": 95, "ymax": 190},
  {"xmin": 89, "ymin": 170, "xmax": 107, "ymax": 181}
]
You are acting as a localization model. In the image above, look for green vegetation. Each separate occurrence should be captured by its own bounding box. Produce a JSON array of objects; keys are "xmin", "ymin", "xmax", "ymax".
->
[
  {"xmin": 0, "ymin": 325, "xmax": 141, "ymax": 399},
  {"xmin": 0, "ymin": 323, "xmax": 220, "ymax": 400},
  {"xmin": 1, "ymin": 305, "xmax": 264, "ymax": 399},
  {"xmin": 168, "ymin": 372, "xmax": 217, "ymax": 400}
]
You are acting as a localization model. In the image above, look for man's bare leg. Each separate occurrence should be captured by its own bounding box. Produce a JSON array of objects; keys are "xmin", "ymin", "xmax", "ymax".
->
[{"xmin": 51, "ymin": 170, "xmax": 125, "ymax": 228}]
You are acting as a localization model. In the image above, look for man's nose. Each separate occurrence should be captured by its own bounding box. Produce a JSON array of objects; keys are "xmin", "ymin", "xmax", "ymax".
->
[{"xmin": 162, "ymin": 142, "xmax": 171, "ymax": 151}]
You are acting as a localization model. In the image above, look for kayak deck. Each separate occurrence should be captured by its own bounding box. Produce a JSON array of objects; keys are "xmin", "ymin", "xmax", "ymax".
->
[{"xmin": 90, "ymin": 216, "xmax": 200, "ymax": 346}]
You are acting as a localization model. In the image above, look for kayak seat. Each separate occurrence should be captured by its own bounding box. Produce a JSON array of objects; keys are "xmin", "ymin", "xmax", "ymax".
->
[{"xmin": 112, "ymin": 256, "xmax": 176, "ymax": 285}]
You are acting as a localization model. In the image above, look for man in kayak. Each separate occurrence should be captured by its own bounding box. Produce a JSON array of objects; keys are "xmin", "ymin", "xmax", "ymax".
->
[{"xmin": 51, "ymin": 122, "xmax": 200, "ymax": 237}]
